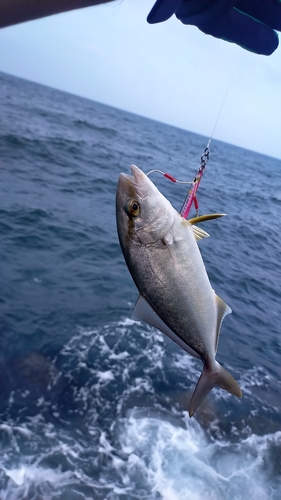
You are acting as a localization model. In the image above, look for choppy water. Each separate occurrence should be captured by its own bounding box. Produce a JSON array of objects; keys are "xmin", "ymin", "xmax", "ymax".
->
[{"xmin": 0, "ymin": 71, "xmax": 280, "ymax": 500}]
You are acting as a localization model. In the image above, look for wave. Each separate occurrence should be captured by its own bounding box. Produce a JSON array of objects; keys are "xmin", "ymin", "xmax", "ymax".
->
[{"xmin": 0, "ymin": 320, "xmax": 280, "ymax": 499}]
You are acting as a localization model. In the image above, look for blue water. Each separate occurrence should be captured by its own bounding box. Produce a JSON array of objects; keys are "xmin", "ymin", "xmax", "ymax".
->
[{"xmin": 0, "ymin": 71, "xmax": 280, "ymax": 500}]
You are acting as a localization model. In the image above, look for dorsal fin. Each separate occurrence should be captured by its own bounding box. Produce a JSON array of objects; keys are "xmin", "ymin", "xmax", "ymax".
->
[
  {"xmin": 132, "ymin": 295, "xmax": 200, "ymax": 359},
  {"xmin": 188, "ymin": 214, "xmax": 226, "ymax": 225},
  {"xmin": 182, "ymin": 214, "xmax": 226, "ymax": 242},
  {"xmin": 214, "ymin": 294, "xmax": 232, "ymax": 351}
]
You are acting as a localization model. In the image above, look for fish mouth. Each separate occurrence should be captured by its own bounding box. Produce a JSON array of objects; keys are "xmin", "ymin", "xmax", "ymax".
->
[
  {"xmin": 118, "ymin": 164, "xmax": 148, "ymax": 197},
  {"xmin": 119, "ymin": 164, "xmax": 146, "ymax": 184},
  {"xmin": 129, "ymin": 164, "xmax": 147, "ymax": 182}
]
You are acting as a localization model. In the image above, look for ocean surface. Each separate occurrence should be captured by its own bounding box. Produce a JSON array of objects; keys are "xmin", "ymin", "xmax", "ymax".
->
[{"xmin": 0, "ymin": 71, "xmax": 280, "ymax": 500}]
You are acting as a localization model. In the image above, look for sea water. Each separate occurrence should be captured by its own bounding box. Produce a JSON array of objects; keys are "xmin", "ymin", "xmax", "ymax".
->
[{"xmin": 0, "ymin": 71, "xmax": 280, "ymax": 499}]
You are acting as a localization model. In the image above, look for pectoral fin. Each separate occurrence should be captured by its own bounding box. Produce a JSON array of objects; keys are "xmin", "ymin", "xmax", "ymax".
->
[
  {"xmin": 163, "ymin": 233, "xmax": 177, "ymax": 263},
  {"xmin": 132, "ymin": 295, "xmax": 200, "ymax": 359}
]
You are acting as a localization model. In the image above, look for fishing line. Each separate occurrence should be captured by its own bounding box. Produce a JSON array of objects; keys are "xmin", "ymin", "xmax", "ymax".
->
[
  {"xmin": 210, "ymin": 72, "xmax": 234, "ymax": 140},
  {"xmin": 147, "ymin": 73, "xmax": 233, "ymax": 219},
  {"xmin": 180, "ymin": 73, "xmax": 234, "ymax": 218}
]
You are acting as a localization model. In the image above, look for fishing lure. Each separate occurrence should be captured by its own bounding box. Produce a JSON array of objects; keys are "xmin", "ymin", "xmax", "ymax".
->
[{"xmin": 146, "ymin": 139, "xmax": 211, "ymax": 219}]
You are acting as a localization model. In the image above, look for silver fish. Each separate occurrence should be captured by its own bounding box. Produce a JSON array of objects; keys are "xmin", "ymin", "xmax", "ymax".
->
[{"xmin": 116, "ymin": 164, "xmax": 242, "ymax": 416}]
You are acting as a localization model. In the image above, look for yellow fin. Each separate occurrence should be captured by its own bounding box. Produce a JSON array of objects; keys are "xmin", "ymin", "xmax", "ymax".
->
[
  {"xmin": 188, "ymin": 214, "xmax": 226, "ymax": 225},
  {"xmin": 214, "ymin": 293, "xmax": 232, "ymax": 351}
]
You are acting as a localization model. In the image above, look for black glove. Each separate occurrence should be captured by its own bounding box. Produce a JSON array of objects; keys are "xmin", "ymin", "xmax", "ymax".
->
[{"xmin": 147, "ymin": 0, "xmax": 281, "ymax": 55}]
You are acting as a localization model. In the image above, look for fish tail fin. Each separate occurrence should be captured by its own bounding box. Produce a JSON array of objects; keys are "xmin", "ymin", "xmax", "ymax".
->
[{"xmin": 189, "ymin": 361, "xmax": 242, "ymax": 417}]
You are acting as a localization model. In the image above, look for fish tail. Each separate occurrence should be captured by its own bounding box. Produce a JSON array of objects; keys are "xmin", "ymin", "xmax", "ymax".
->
[{"xmin": 189, "ymin": 361, "xmax": 242, "ymax": 417}]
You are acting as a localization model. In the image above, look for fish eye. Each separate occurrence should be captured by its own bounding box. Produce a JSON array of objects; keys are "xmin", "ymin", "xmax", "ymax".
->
[{"xmin": 126, "ymin": 199, "xmax": 140, "ymax": 217}]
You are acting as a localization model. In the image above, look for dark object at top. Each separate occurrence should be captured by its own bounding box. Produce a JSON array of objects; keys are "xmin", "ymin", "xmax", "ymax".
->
[{"xmin": 147, "ymin": 0, "xmax": 281, "ymax": 55}]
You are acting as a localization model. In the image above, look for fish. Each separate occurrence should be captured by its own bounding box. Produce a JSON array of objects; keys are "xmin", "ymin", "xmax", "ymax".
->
[{"xmin": 116, "ymin": 164, "xmax": 242, "ymax": 417}]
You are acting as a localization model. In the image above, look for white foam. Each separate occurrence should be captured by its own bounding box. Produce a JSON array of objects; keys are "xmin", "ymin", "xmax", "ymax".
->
[
  {"xmin": 117, "ymin": 410, "xmax": 281, "ymax": 500},
  {"xmin": 13, "ymin": 426, "xmax": 33, "ymax": 438},
  {"xmin": 0, "ymin": 424, "xmax": 33, "ymax": 439},
  {"xmin": 117, "ymin": 317, "xmax": 137, "ymax": 327},
  {"xmin": 4, "ymin": 466, "xmax": 26, "ymax": 486},
  {"xmin": 96, "ymin": 370, "xmax": 115, "ymax": 383},
  {"xmin": 172, "ymin": 350, "xmax": 199, "ymax": 375},
  {"xmin": 239, "ymin": 365, "xmax": 277, "ymax": 394},
  {"xmin": 99, "ymin": 431, "xmax": 114, "ymax": 455},
  {"xmin": 109, "ymin": 350, "xmax": 129, "ymax": 360},
  {"xmin": 2, "ymin": 464, "xmax": 74, "ymax": 496},
  {"xmin": 0, "ymin": 424, "xmax": 13, "ymax": 436}
]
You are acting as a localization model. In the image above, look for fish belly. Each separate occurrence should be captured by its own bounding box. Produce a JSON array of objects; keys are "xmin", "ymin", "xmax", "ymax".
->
[{"xmin": 129, "ymin": 226, "xmax": 217, "ymax": 359}]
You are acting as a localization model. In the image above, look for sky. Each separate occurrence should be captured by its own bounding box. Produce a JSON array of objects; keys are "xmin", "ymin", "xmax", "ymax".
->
[{"xmin": 0, "ymin": 0, "xmax": 281, "ymax": 158}]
